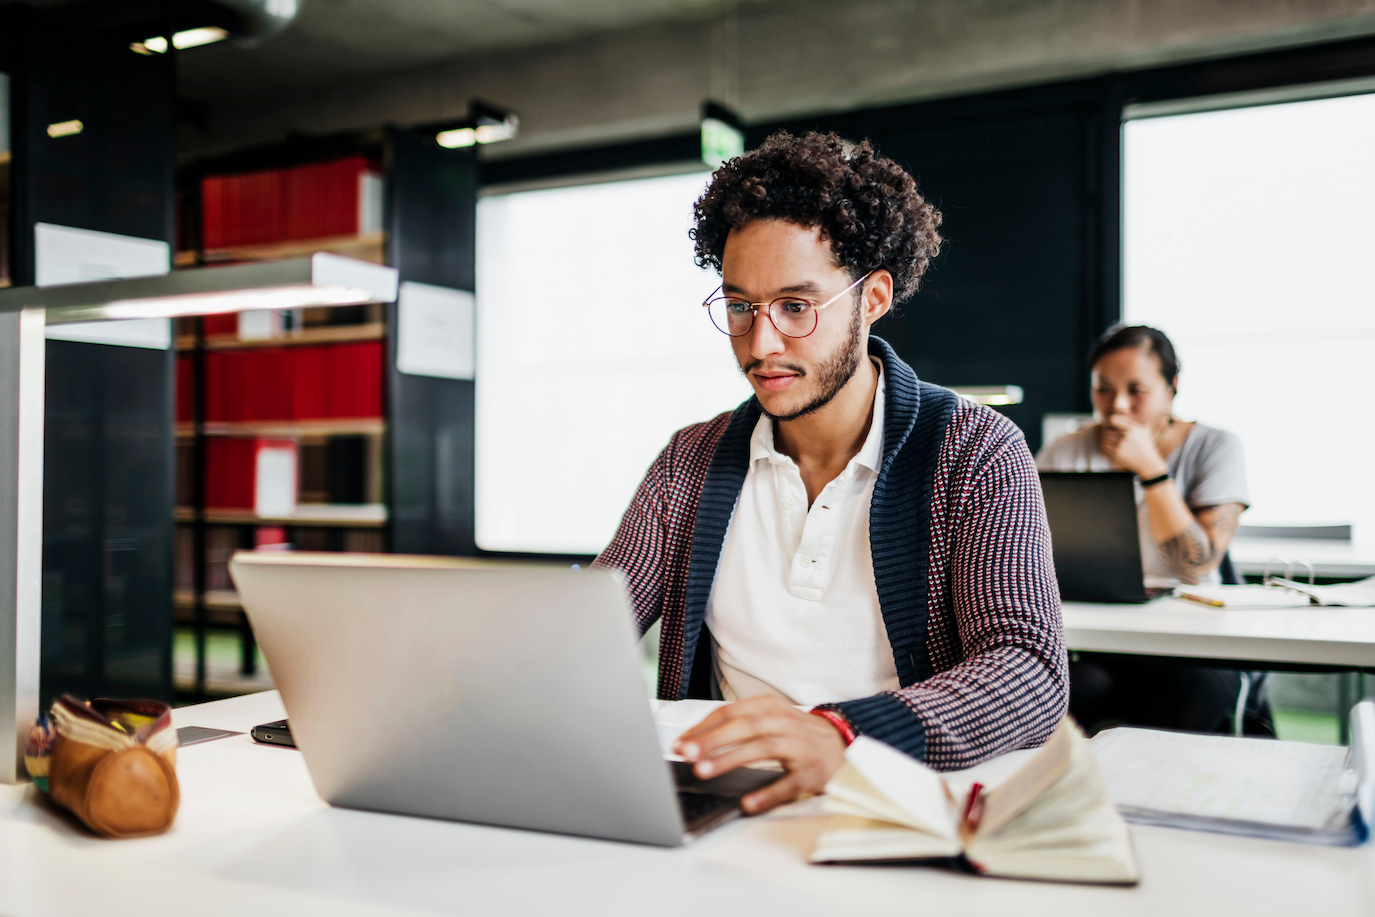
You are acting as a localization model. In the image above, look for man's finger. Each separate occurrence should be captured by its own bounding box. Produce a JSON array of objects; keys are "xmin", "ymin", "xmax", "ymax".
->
[
  {"xmin": 693, "ymin": 735, "xmax": 796, "ymax": 779},
  {"xmin": 678, "ymin": 712, "xmax": 796, "ymax": 761},
  {"xmin": 673, "ymin": 697, "xmax": 792, "ymax": 754}
]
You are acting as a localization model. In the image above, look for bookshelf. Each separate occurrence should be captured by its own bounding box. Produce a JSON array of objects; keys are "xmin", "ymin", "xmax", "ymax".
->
[
  {"xmin": 175, "ymin": 152, "xmax": 395, "ymax": 697},
  {"xmin": 168, "ymin": 129, "xmax": 479, "ymax": 699},
  {"xmin": 200, "ymin": 229, "xmax": 386, "ymax": 266}
]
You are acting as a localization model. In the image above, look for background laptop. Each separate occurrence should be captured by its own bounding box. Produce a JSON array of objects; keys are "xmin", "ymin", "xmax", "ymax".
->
[
  {"xmin": 229, "ymin": 552, "xmax": 778, "ymax": 846},
  {"xmin": 1039, "ymin": 471, "xmax": 1151, "ymax": 603}
]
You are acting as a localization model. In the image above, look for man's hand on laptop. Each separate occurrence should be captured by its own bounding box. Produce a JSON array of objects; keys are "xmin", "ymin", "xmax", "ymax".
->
[{"xmin": 671, "ymin": 695, "xmax": 847, "ymax": 814}]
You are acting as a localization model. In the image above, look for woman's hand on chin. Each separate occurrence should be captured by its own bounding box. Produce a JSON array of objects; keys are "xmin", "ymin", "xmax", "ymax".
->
[{"xmin": 1098, "ymin": 416, "xmax": 1168, "ymax": 479}]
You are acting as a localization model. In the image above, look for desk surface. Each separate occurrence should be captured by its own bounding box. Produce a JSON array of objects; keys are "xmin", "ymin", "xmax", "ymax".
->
[
  {"xmin": 4, "ymin": 691, "xmax": 1374, "ymax": 916},
  {"xmin": 1063, "ymin": 598, "xmax": 1375, "ymax": 668}
]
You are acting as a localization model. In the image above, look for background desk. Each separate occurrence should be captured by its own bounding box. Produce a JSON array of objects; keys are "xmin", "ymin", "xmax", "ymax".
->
[
  {"xmin": 1230, "ymin": 536, "xmax": 1375, "ymax": 580},
  {"xmin": 4, "ymin": 691, "xmax": 1375, "ymax": 916},
  {"xmin": 1062, "ymin": 599, "xmax": 1375, "ymax": 669}
]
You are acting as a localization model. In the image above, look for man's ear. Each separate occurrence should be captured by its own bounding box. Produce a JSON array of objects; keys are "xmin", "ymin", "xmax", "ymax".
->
[{"xmin": 863, "ymin": 270, "xmax": 895, "ymax": 326}]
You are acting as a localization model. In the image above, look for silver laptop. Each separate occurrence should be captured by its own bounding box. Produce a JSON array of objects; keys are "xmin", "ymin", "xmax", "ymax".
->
[{"xmin": 228, "ymin": 552, "xmax": 778, "ymax": 846}]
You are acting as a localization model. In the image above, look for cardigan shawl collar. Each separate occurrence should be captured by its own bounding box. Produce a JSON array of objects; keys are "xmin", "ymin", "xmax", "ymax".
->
[{"xmin": 679, "ymin": 336, "xmax": 960, "ymax": 704}]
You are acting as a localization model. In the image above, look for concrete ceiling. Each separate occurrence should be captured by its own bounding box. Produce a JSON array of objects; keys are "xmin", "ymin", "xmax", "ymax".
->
[{"xmin": 176, "ymin": 0, "xmax": 769, "ymax": 103}]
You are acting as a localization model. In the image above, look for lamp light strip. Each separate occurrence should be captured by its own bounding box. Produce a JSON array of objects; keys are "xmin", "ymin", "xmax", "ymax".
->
[
  {"xmin": 950, "ymin": 385, "xmax": 1025, "ymax": 406},
  {"xmin": 46, "ymin": 120, "xmax": 83, "ymax": 139},
  {"xmin": 97, "ymin": 285, "xmax": 375, "ymax": 321}
]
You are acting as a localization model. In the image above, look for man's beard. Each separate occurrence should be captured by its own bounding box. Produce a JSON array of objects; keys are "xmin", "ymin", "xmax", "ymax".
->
[{"xmin": 745, "ymin": 302, "xmax": 866, "ymax": 423}]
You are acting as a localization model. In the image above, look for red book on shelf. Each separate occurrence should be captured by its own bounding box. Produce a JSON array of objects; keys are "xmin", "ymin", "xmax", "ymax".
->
[
  {"xmin": 285, "ymin": 157, "xmax": 370, "ymax": 241},
  {"xmin": 202, "ymin": 167, "xmax": 290, "ymax": 249},
  {"xmin": 245, "ymin": 349, "xmax": 272, "ymax": 421},
  {"xmin": 204, "ymin": 438, "xmax": 256, "ymax": 508},
  {"xmin": 201, "ymin": 314, "xmax": 238, "ymax": 336},
  {"xmin": 203, "ymin": 155, "xmax": 379, "ymax": 250},
  {"xmin": 203, "ymin": 340, "xmax": 385, "ymax": 425},
  {"xmin": 203, "ymin": 352, "xmax": 230, "ymax": 423},
  {"xmin": 288, "ymin": 345, "xmax": 329, "ymax": 420},
  {"xmin": 204, "ymin": 438, "xmax": 298, "ymax": 516},
  {"xmin": 329, "ymin": 341, "xmax": 384, "ymax": 418}
]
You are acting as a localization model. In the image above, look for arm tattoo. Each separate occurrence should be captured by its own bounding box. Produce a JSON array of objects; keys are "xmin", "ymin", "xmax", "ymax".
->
[{"xmin": 1161, "ymin": 503, "xmax": 1244, "ymax": 585}]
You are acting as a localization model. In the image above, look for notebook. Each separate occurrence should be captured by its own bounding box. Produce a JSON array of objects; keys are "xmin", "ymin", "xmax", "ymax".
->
[{"xmin": 1090, "ymin": 701, "xmax": 1375, "ymax": 846}]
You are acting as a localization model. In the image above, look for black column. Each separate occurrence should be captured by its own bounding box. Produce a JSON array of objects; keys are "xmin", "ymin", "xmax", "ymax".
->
[
  {"xmin": 3, "ymin": 6, "xmax": 177, "ymax": 704},
  {"xmin": 384, "ymin": 125, "xmax": 478, "ymax": 555}
]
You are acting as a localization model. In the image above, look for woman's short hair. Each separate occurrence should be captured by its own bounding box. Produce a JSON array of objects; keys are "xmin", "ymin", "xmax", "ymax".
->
[{"xmin": 1088, "ymin": 324, "xmax": 1180, "ymax": 392}]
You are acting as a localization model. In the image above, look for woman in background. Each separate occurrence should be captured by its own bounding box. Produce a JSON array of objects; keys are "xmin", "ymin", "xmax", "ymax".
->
[{"xmin": 1038, "ymin": 324, "xmax": 1261, "ymax": 733}]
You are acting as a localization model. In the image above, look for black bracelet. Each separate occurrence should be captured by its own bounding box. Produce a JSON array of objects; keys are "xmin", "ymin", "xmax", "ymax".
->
[{"xmin": 1139, "ymin": 473, "xmax": 1171, "ymax": 488}]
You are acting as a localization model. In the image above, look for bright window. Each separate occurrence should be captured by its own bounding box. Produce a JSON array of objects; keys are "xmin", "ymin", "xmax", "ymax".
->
[
  {"xmin": 1122, "ymin": 90, "xmax": 1375, "ymax": 539},
  {"xmin": 475, "ymin": 171, "xmax": 752, "ymax": 554}
]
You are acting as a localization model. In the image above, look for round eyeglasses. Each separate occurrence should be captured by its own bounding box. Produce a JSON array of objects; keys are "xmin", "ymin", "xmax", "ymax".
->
[{"xmin": 703, "ymin": 272, "xmax": 873, "ymax": 338}]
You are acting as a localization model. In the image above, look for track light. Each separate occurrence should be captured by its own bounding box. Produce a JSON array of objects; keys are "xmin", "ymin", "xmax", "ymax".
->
[
  {"xmin": 131, "ymin": 26, "xmax": 229, "ymax": 55},
  {"xmin": 434, "ymin": 102, "xmax": 519, "ymax": 149}
]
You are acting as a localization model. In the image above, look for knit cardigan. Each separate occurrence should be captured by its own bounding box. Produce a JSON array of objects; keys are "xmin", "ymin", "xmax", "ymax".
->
[{"xmin": 593, "ymin": 337, "xmax": 1068, "ymax": 769}]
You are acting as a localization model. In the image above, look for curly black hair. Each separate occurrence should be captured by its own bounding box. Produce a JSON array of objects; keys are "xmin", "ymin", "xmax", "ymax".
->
[{"xmin": 691, "ymin": 131, "xmax": 943, "ymax": 301}]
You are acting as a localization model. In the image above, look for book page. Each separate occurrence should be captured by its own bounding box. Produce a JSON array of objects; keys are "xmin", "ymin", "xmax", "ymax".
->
[
  {"xmin": 1091, "ymin": 727, "xmax": 1353, "ymax": 831},
  {"xmin": 1270, "ymin": 576, "xmax": 1375, "ymax": 607},
  {"xmin": 827, "ymin": 737, "xmax": 960, "ymax": 841},
  {"xmin": 810, "ymin": 814, "xmax": 963, "ymax": 862},
  {"xmin": 967, "ymin": 721, "xmax": 1139, "ymax": 885},
  {"xmin": 974, "ymin": 718, "xmax": 1077, "ymax": 839}
]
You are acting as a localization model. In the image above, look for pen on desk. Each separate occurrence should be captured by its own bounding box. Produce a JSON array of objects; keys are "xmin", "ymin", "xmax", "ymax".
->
[{"xmin": 1178, "ymin": 592, "xmax": 1224, "ymax": 607}]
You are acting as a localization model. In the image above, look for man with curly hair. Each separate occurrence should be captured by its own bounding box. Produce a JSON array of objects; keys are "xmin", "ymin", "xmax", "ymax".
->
[{"xmin": 594, "ymin": 131, "xmax": 1067, "ymax": 814}]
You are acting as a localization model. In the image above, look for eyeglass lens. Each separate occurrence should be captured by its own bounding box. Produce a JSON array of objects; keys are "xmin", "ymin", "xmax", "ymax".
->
[{"xmin": 705, "ymin": 298, "xmax": 818, "ymax": 338}]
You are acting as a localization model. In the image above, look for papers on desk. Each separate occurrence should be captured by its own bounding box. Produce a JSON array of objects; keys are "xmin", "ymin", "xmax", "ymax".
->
[
  {"xmin": 1270, "ymin": 576, "xmax": 1375, "ymax": 606},
  {"xmin": 1177, "ymin": 585, "xmax": 1312, "ymax": 608},
  {"xmin": 1178, "ymin": 575, "xmax": 1375, "ymax": 608},
  {"xmin": 1091, "ymin": 702, "xmax": 1375, "ymax": 846}
]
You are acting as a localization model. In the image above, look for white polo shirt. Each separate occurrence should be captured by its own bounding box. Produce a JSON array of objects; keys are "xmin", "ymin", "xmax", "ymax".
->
[{"xmin": 704, "ymin": 365, "xmax": 899, "ymax": 706}]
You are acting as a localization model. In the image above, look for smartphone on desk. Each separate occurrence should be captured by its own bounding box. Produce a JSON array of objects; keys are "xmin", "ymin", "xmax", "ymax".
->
[{"xmin": 251, "ymin": 719, "xmax": 296, "ymax": 748}]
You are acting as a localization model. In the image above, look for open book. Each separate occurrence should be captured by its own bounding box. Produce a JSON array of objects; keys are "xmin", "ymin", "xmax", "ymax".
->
[
  {"xmin": 1178, "ymin": 574, "xmax": 1375, "ymax": 608},
  {"xmin": 809, "ymin": 717, "xmax": 1139, "ymax": 885}
]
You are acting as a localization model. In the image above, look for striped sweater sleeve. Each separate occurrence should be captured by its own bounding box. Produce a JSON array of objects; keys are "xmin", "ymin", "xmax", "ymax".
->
[
  {"xmin": 593, "ymin": 412, "xmax": 732, "ymax": 639},
  {"xmin": 593, "ymin": 440, "xmax": 671, "ymax": 638},
  {"xmin": 836, "ymin": 406, "xmax": 1069, "ymax": 769}
]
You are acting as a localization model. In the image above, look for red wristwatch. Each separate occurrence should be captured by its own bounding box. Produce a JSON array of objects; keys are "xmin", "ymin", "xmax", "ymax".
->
[{"xmin": 810, "ymin": 708, "xmax": 857, "ymax": 746}]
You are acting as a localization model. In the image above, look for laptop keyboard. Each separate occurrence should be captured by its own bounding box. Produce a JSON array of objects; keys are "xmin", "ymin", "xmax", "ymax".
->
[
  {"xmin": 670, "ymin": 761, "xmax": 783, "ymax": 833},
  {"xmin": 677, "ymin": 790, "xmax": 736, "ymax": 825}
]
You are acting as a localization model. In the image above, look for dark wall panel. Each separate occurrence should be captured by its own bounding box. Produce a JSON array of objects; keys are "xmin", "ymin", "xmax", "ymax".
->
[
  {"xmin": 385, "ymin": 126, "xmax": 477, "ymax": 555},
  {"xmin": 4, "ymin": 6, "xmax": 175, "ymax": 285},
  {"xmin": 754, "ymin": 90, "xmax": 1105, "ymax": 455},
  {"xmin": 5, "ymin": 7, "xmax": 177, "ymax": 702},
  {"xmin": 872, "ymin": 112, "xmax": 1091, "ymax": 453},
  {"xmin": 43, "ymin": 342, "xmax": 174, "ymax": 705}
]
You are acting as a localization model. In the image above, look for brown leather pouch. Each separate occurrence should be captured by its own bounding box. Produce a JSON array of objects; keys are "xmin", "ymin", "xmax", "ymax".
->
[{"xmin": 37, "ymin": 697, "xmax": 180, "ymax": 838}]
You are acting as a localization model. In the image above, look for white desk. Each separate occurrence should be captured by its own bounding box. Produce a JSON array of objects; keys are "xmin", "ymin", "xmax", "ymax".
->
[
  {"xmin": 4, "ymin": 691, "xmax": 1375, "ymax": 916},
  {"xmin": 1063, "ymin": 598, "xmax": 1375, "ymax": 668},
  {"xmin": 1230, "ymin": 536, "xmax": 1375, "ymax": 580}
]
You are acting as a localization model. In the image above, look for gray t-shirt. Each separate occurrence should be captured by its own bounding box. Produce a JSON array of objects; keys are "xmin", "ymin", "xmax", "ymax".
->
[{"xmin": 1036, "ymin": 423, "xmax": 1250, "ymax": 585}]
